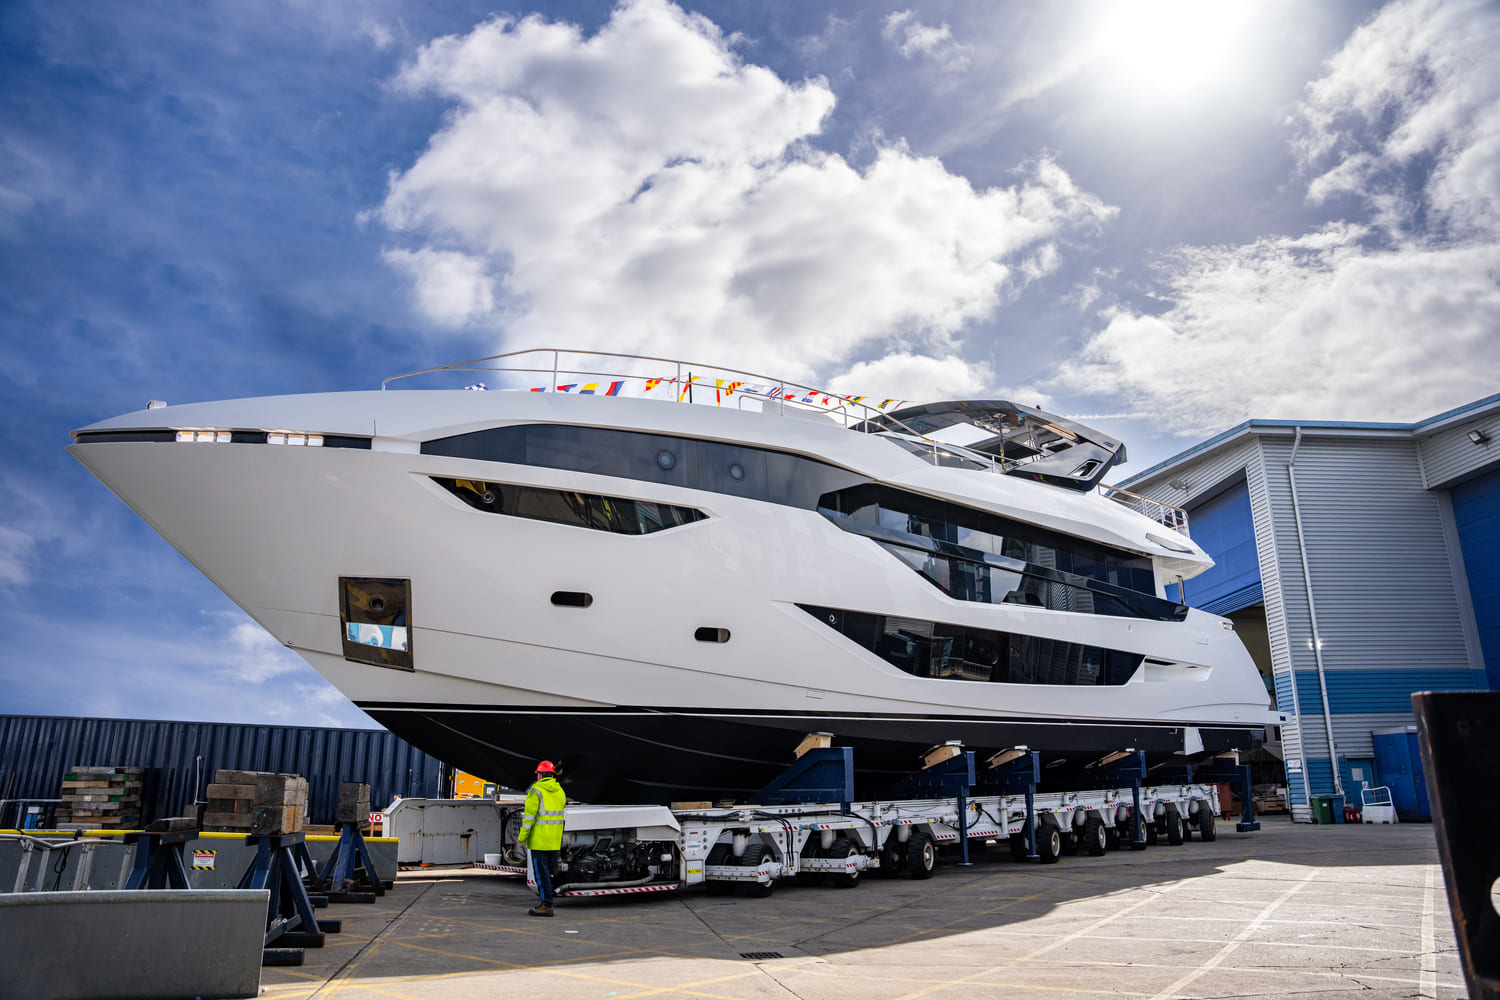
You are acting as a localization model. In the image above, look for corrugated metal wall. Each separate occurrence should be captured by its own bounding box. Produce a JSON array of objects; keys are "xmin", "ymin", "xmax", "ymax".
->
[
  {"xmin": 1124, "ymin": 426, "xmax": 1491, "ymax": 809},
  {"xmin": 1415, "ymin": 400, "xmax": 1500, "ymax": 489},
  {"xmin": 1256, "ymin": 432, "xmax": 1478, "ymax": 772},
  {"xmin": 0, "ymin": 716, "xmax": 443, "ymax": 826}
]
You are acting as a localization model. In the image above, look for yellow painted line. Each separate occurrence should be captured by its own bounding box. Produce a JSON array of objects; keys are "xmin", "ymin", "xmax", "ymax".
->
[
  {"xmin": 1419, "ymin": 864, "xmax": 1438, "ymax": 999},
  {"xmin": 888, "ymin": 871, "xmax": 1193, "ymax": 1000},
  {"xmin": 357, "ymin": 939, "xmax": 770, "ymax": 1000},
  {"xmin": 1146, "ymin": 869, "xmax": 1317, "ymax": 1000}
]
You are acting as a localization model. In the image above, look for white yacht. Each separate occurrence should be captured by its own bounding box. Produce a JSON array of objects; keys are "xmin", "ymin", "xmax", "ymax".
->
[{"xmin": 69, "ymin": 350, "xmax": 1276, "ymax": 802}]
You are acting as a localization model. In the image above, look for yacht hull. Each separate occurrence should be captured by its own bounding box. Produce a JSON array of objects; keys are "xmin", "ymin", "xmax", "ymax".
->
[
  {"xmin": 364, "ymin": 701, "xmax": 1259, "ymax": 802},
  {"xmin": 68, "ymin": 387, "xmax": 1278, "ymax": 804}
]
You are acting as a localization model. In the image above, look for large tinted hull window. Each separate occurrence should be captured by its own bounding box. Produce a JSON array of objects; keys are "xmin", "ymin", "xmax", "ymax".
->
[
  {"xmin": 434, "ymin": 477, "xmax": 704, "ymax": 535},
  {"xmin": 423, "ymin": 425, "xmax": 867, "ymax": 508},
  {"xmin": 821, "ymin": 483, "xmax": 1156, "ymax": 595},
  {"xmin": 801, "ymin": 604, "xmax": 1142, "ymax": 686}
]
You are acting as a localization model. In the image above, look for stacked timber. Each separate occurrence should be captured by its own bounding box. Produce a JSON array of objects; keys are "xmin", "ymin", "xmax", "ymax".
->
[
  {"xmin": 203, "ymin": 770, "xmax": 308, "ymax": 835},
  {"xmin": 54, "ymin": 766, "xmax": 145, "ymax": 829},
  {"xmin": 336, "ymin": 782, "xmax": 371, "ymax": 828}
]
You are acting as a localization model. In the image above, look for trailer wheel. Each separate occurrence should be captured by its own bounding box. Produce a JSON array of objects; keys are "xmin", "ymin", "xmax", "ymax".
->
[
  {"xmin": 1008, "ymin": 832, "xmax": 1030, "ymax": 862},
  {"xmin": 878, "ymin": 842, "xmax": 903, "ymax": 878},
  {"xmin": 1145, "ymin": 821, "xmax": 1159, "ymax": 846},
  {"xmin": 739, "ymin": 843, "xmax": 775, "ymax": 897},
  {"xmin": 1035, "ymin": 820, "xmax": 1063, "ymax": 864},
  {"xmin": 1083, "ymin": 816, "xmax": 1107, "ymax": 856},
  {"xmin": 1164, "ymin": 805, "xmax": 1184, "ymax": 846},
  {"xmin": 1060, "ymin": 831, "xmax": 1079, "ymax": 857},
  {"xmin": 906, "ymin": 832, "xmax": 936, "ymax": 879},
  {"xmin": 1198, "ymin": 809, "xmax": 1217, "ymax": 842},
  {"xmin": 827, "ymin": 837, "xmax": 861, "ymax": 889},
  {"xmin": 1104, "ymin": 827, "xmax": 1120, "ymax": 851},
  {"xmin": 705, "ymin": 845, "xmax": 735, "ymax": 896},
  {"xmin": 796, "ymin": 842, "xmax": 823, "ymax": 885}
]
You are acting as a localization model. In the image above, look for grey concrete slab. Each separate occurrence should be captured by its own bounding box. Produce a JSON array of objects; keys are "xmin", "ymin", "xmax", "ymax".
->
[
  {"xmin": 0, "ymin": 889, "xmax": 268, "ymax": 1000},
  {"xmin": 258, "ymin": 818, "xmax": 1470, "ymax": 1000}
]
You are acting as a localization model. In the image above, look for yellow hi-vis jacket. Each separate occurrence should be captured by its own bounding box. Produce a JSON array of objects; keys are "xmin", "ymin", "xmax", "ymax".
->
[{"xmin": 518, "ymin": 776, "xmax": 565, "ymax": 851}]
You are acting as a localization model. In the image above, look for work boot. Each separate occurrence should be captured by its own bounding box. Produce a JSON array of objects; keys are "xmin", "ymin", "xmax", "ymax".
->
[{"xmin": 528, "ymin": 904, "xmax": 554, "ymax": 917}]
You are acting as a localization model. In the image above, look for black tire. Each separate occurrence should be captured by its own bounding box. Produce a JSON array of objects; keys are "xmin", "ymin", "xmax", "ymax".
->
[
  {"xmin": 906, "ymin": 832, "xmax": 936, "ymax": 879},
  {"xmin": 827, "ymin": 837, "xmax": 861, "ymax": 889},
  {"xmin": 1145, "ymin": 821, "xmax": 1159, "ymax": 846},
  {"xmin": 1128, "ymin": 812, "xmax": 1148, "ymax": 850},
  {"xmin": 878, "ymin": 842, "xmax": 903, "ymax": 878},
  {"xmin": 705, "ymin": 844, "xmax": 735, "ymax": 896},
  {"xmin": 796, "ymin": 841, "xmax": 823, "ymax": 885},
  {"xmin": 1060, "ymin": 830, "xmax": 1079, "ymax": 856},
  {"xmin": 1198, "ymin": 809, "xmax": 1217, "ymax": 842},
  {"xmin": 1164, "ymin": 806, "xmax": 1184, "ymax": 846},
  {"xmin": 1035, "ymin": 821, "xmax": 1063, "ymax": 864},
  {"xmin": 1083, "ymin": 816, "xmax": 1107, "ymax": 856},
  {"xmin": 1104, "ymin": 827, "xmax": 1121, "ymax": 851},
  {"xmin": 1009, "ymin": 832, "xmax": 1030, "ymax": 862},
  {"xmin": 739, "ymin": 843, "xmax": 775, "ymax": 897}
]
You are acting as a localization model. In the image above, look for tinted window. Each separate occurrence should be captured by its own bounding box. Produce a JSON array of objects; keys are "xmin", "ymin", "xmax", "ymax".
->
[
  {"xmin": 434, "ymin": 477, "xmax": 704, "ymax": 535},
  {"xmin": 801, "ymin": 605, "xmax": 1141, "ymax": 686},
  {"xmin": 423, "ymin": 424, "xmax": 867, "ymax": 508},
  {"xmin": 823, "ymin": 483, "xmax": 1156, "ymax": 596}
]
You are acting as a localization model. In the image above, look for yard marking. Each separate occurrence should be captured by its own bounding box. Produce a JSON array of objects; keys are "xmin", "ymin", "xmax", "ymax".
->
[
  {"xmin": 1420, "ymin": 864, "xmax": 1437, "ymax": 999},
  {"xmin": 1146, "ymin": 869, "xmax": 1317, "ymax": 1000}
]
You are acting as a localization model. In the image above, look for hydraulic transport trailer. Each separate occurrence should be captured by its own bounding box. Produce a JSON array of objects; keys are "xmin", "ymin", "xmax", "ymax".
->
[{"xmin": 390, "ymin": 745, "xmax": 1259, "ymax": 900}]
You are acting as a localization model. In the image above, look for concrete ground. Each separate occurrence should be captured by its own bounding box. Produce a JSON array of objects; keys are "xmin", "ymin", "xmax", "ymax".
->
[{"xmin": 261, "ymin": 817, "xmax": 1469, "ymax": 1000}]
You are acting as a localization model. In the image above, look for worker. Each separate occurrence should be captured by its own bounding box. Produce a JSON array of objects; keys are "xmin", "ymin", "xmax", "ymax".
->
[{"xmin": 518, "ymin": 759, "xmax": 566, "ymax": 917}]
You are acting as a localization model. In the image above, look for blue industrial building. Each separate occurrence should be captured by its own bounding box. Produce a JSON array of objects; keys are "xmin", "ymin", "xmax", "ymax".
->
[{"xmin": 1119, "ymin": 394, "xmax": 1499, "ymax": 821}]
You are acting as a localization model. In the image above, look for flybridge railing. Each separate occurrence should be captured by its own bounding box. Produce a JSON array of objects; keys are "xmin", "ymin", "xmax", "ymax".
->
[
  {"xmin": 1099, "ymin": 484, "xmax": 1190, "ymax": 534},
  {"xmin": 382, "ymin": 347, "xmax": 940, "ymax": 443}
]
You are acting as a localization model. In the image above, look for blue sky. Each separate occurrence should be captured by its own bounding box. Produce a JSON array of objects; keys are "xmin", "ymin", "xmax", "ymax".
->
[{"xmin": 3, "ymin": 0, "xmax": 1497, "ymax": 728}]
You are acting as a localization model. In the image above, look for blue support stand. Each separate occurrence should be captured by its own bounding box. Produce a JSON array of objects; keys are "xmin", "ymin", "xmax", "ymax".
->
[
  {"xmin": 1194, "ymin": 759, "xmax": 1260, "ymax": 832},
  {"xmin": 236, "ymin": 833, "xmax": 342, "ymax": 959},
  {"xmin": 749, "ymin": 747, "xmax": 856, "ymax": 806},
  {"xmin": 122, "ymin": 828, "xmax": 194, "ymax": 889},
  {"xmin": 1088, "ymin": 751, "xmax": 1149, "ymax": 848},
  {"xmin": 975, "ymin": 750, "xmax": 1041, "ymax": 860},
  {"xmin": 309, "ymin": 821, "xmax": 387, "ymax": 902},
  {"xmin": 877, "ymin": 751, "xmax": 975, "ymax": 800}
]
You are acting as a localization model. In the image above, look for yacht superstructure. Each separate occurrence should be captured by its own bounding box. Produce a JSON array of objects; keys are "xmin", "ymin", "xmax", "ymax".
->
[{"xmin": 69, "ymin": 350, "xmax": 1275, "ymax": 802}]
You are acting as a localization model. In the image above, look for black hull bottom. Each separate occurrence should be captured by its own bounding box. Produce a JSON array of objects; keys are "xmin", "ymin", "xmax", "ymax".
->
[{"xmin": 363, "ymin": 703, "xmax": 1263, "ymax": 804}]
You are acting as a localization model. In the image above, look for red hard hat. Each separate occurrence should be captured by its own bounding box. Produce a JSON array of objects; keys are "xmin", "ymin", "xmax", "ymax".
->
[{"xmin": 535, "ymin": 760, "xmax": 556, "ymax": 774}]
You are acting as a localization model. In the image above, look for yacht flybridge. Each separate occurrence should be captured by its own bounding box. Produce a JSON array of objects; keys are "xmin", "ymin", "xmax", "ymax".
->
[{"xmin": 69, "ymin": 350, "xmax": 1274, "ymax": 803}]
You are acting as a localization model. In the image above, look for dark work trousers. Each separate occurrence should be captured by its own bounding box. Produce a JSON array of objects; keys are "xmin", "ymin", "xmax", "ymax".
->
[{"xmin": 530, "ymin": 848, "xmax": 559, "ymax": 906}]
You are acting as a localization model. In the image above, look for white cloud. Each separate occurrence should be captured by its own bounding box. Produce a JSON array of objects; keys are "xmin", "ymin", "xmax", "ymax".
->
[
  {"xmin": 359, "ymin": 17, "xmax": 396, "ymax": 52},
  {"xmin": 0, "ymin": 525, "xmax": 32, "ymax": 587},
  {"xmin": 1055, "ymin": 0, "xmax": 1500, "ymax": 433},
  {"xmin": 221, "ymin": 617, "xmax": 304, "ymax": 684},
  {"xmin": 1058, "ymin": 226, "xmax": 1500, "ymax": 435},
  {"xmin": 882, "ymin": 10, "xmax": 971, "ymax": 72},
  {"xmin": 826, "ymin": 352, "xmax": 992, "ymax": 402},
  {"xmin": 383, "ymin": 247, "xmax": 496, "ymax": 327},
  {"xmin": 375, "ymin": 0, "xmax": 1111, "ymax": 380},
  {"xmin": 1295, "ymin": 0, "xmax": 1500, "ymax": 239}
]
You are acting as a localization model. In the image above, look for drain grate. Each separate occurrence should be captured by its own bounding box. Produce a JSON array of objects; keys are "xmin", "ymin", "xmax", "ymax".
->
[{"xmin": 740, "ymin": 952, "xmax": 784, "ymax": 960}]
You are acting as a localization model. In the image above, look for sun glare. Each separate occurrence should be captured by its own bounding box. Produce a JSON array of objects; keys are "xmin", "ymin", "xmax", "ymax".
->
[{"xmin": 1096, "ymin": 0, "xmax": 1259, "ymax": 98}]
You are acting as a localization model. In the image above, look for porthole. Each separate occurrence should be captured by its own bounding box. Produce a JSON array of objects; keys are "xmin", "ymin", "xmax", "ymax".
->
[
  {"xmin": 551, "ymin": 591, "xmax": 593, "ymax": 608},
  {"xmin": 695, "ymin": 627, "xmax": 731, "ymax": 643},
  {"xmin": 728, "ymin": 463, "xmax": 745, "ymax": 481},
  {"xmin": 656, "ymin": 449, "xmax": 676, "ymax": 471}
]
